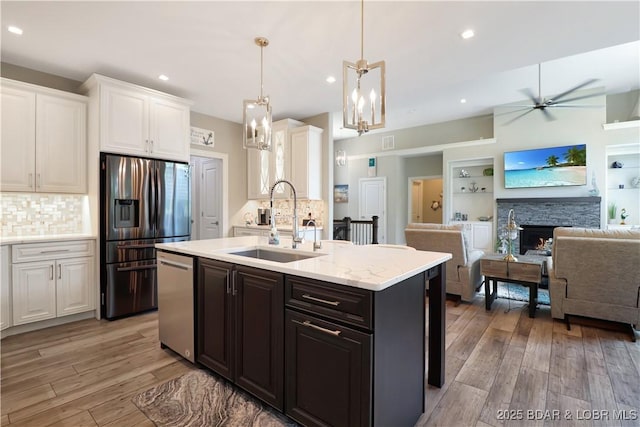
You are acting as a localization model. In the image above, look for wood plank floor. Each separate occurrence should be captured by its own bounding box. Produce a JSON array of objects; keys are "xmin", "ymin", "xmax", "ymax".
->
[{"xmin": 1, "ymin": 297, "xmax": 639, "ymax": 427}]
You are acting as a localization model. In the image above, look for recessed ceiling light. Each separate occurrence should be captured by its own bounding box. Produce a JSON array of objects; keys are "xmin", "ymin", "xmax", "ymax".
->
[
  {"xmin": 460, "ymin": 98, "xmax": 467, "ymax": 104},
  {"xmin": 8, "ymin": 26, "xmax": 23, "ymax": 35},
  {"xmin": 158, "ymin": 74, "xmax": 169, "ymax": 81},
  {"xmin": 460, "ymin": 29, "xmax": 474, "ymax": 39},
  {"xmin": 326, "ymin": 75, "xmax": 336, "ymax": 84}
]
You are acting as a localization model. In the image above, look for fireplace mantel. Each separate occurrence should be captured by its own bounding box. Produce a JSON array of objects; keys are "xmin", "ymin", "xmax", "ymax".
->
[{"xmin": 496, "ymin": 197, "xmax": 601, "ymax": 204}]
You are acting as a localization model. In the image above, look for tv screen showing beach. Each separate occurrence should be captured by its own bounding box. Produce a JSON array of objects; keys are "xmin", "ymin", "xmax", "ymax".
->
[{"xmin": 504, "ymin": 144, "xmax": 587, "ymax": 189}]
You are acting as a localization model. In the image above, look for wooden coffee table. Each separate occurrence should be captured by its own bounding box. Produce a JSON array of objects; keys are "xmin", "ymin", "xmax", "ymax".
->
[{"xmin": 481, "ymin": 254, "xmax": 547, "ymax": 318}]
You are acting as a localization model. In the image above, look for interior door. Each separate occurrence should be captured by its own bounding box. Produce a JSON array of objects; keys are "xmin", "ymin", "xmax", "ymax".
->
[
  {"xmin": 199, "ymin": 158, "xmax": 222, "ymax": 239},
  {"xmin": 359, "ymin": 177, "xmax": 386, "ymax": 243}
]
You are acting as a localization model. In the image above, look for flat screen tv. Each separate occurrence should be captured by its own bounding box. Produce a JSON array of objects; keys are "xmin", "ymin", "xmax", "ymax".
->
[{"xmin": 504, "ymin": 144, "xmax": 587, "ymax": 189}]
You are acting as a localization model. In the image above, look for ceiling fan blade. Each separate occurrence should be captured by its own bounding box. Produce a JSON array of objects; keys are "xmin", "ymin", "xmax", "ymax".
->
[
  {"xmin": 547, "ymin": 104, "xmax": 604, "ymax": 108},
  {"xmin": 551, "ymin": 92, "xmax": 605, "ymax": 104},
  {"xmin": 550, "ymin": 78, "xmax": 600, "ymax": 102},
  {"xmin": 541, "ymin": 108, "xmax": 556, "ymax": 121},
  {"xmin": 495, "ymin": 107, "xmax": 532, "ymax": 116},
  {"xmin": 499, "ymin": 104, "xmax": 536, "ymax": 109},
  {"xmin": 520, "ymin": 88, "xmax": 539, "ymax": 104},
  {"xmin": 502, "ymin": 108, "xmax": 535, "ymax": 126}
]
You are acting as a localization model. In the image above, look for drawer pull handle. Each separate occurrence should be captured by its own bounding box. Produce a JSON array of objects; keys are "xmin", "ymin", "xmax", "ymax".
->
[
  {"xmin": 301, "ymin": 294, "xmax": 340, "ymax": 306},
  {"xmin": 294, "ymin": 319, "xmax": 341, "ymax": 336},
  {"xmin": 40, "ymin": 249, "xmax": 70, "ymax": 254}
]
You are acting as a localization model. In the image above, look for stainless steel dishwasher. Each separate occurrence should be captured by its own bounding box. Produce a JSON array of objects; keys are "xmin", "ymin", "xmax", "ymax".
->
[{"xmin": 157, "ymin": 250, "xmax": 195, "ymax": 363}]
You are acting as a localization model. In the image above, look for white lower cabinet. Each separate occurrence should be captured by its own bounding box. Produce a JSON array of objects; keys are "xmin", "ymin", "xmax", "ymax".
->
[
  {"xmin": 470, "ymin": 222, "xmax": 493, "ymax": 252},
  {"xmin": 1, "ymin": 246, "xmax": 12, "ymax": 330},
  {"xmin": 11, "ymin": 240, "xmax": 95, "ymax": 327},
  {"xmin": 457, "ymin": 221, "xmax": 493, "ymax": 252},
  {"xmin": 12, "ymin": 261, "xmax": 57, "ymax": 325},
  {"xmin": 56, "ymin": 257, "xmax": 94, "ymax": 317}
]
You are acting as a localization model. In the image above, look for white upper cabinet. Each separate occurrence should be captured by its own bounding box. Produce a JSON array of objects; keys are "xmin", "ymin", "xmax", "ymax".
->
[
  {"xmin": 1, "ymin": 79, "xmax": 87, "ymax": 193},
  {"xmin": 100, "ymin": 83, "xmax": 149, "ymax": 157},
  {"xmin": 82, "ymin": 74, "xmax": 192, "ymax": 162},
  {"xmin": 247, "ymin": 119, "xmax": 304, "ymax": 199},
  {"xmin": 290, "ymin": 125, "xmax": 323, "ymax": 200}
]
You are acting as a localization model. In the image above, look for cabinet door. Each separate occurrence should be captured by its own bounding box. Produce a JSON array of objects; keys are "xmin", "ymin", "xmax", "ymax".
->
[
  {"xmin": 247, "ymin": 148, "xmax": 270, "ymax": 199},
  {"xmin": 1, "ymin": 246, "xmax": 11, "ymax": 330},
  {"xmin": 472, "ymin": 222, "xmax": 493, "ymax": 252},
  {"xmin": 235, "ymin": 266, "xmax": 284, "ymax": 410},
  {"xmin": 12, "ymin": 261, "xmax": 56, "ymax": 325},
  {"xmin": 36, "ymin": 94, "xmax": 87, "ymax": 193},
  {"xmin": 197, "ymin": 259, "xmax": 234, "ymax": 380},
  {"xmin": 56, "ymin": 257, "xmax": 94, "ymax": 317},
  {"xmin": 100, "ymin": 85, "xmax": 149, "ymax": 156},
  {"xmin": 290, "ymin": 126, "xmax": 322, "ymax": 199},
  {"xmin": 270, "ymin": 126, "xmax": 289, "ymax": 198},
  {"xmin": 1, "ymin": 85, "xmax": 36, "ymax": 191},
  {"xmin": 148, "ymin": 97, "xmax": 190, "ymax": 162},
  {"xmin": 285, "ymin": 309, "xmax": 371, "ymax": 427}
]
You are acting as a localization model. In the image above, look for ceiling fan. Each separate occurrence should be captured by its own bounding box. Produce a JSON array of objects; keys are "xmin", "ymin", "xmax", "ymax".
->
[{"xmin": 501, "ymin": 63, "xmax": 602, "ymax": 125}]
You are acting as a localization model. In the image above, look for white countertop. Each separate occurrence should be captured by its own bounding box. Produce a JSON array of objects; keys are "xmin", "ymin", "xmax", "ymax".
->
[
  {"xmin": 156, "ymin": 236, "xmax": 451, "ymax": 291},
  {"xmin": 1, "ymin": 234, "xmax": 97, "ymax": 245}
]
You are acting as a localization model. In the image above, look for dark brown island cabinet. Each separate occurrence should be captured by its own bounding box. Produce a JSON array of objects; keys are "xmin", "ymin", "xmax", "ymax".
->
[
  {"xmin": 197, "ymin": 257, "xmax": 433, "ymax": 427},
  {"xmin": 197, "ymin": 259, "xmax": 284, "ymax": 409}
]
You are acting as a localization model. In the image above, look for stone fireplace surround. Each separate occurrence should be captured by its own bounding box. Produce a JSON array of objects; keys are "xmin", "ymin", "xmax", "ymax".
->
[{"xmin": 496, "ymin": 197, "xmax": 601, "ymax": 255}]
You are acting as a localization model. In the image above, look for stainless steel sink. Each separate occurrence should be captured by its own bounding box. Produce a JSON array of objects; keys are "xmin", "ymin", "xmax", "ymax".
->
[{"xmin": 229, "ymin": 248, "xmax": 324, "ymax": 263}]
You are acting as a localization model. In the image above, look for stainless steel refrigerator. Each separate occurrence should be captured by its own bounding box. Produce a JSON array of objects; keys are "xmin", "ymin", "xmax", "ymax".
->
[{"xmin": 100, "ymin": 153, "xmax": 191, "ymax": 319}]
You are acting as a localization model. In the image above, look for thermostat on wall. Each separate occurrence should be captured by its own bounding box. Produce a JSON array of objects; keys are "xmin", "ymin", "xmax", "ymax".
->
[{"xmin": 368, "ymin": 157, "xmax": 377, "ymax": 177}]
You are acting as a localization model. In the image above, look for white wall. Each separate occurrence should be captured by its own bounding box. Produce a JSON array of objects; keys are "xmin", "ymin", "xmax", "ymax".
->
[{"xmin": 443, "ymin": 89, "xmax": 630, "ymax": 232}]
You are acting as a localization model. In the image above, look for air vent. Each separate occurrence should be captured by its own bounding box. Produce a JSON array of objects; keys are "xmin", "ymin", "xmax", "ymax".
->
[{"xmin": 382, "ymin": 136, "xmax": 395, "ymax": 150}]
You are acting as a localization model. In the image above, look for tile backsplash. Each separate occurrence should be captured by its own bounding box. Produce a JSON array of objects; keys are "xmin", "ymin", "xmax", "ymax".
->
[
  {"xmin": 257, "ymin": 200, "xmax": 325, "ymax": 227},
  {"xmin": 1, "ymin": 193, "xmax": 87, "ymax": 236}
]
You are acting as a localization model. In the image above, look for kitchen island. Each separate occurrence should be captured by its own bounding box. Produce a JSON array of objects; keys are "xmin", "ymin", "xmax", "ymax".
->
[{"xmin": 156, "ymin": 236, "xmax": 451, "ymax": 427}]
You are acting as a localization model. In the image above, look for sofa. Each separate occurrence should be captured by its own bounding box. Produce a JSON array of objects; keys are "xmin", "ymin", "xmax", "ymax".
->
[
  {"xmin": 549, "ymin": 227, "xmax": 640, "ymax": 332},
  {"xmin": 405, "ymin": 223, "xmax": 484, "ymax": 302}
]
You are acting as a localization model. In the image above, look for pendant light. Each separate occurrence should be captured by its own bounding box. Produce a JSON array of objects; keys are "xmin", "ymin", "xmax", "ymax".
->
[
  {"xmin": 343, "ymin": 0, "xmax": 386, "ymax": 135},
  {"xmin": 243, "ymin": 37, "xmax": 273, "ymax": 150}
]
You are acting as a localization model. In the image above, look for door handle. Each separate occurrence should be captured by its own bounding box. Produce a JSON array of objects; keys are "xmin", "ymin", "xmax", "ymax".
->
[
  {"xmin": 58, "ymin": 265, "xmax": 61, "ymax": 279},
  {"xmin": 37, "ymin": 173, "xmax": 41, "ymax": 188},
  {"xmin": 211, "ymin": 221, "xmax": 219, "ymax": 225},
  {"xmin": 150, "ymin": 140, "xmax": 154, "ymax": 153},
  {"xmin": 28, "ymin": 173, "xmax": 33, "ymax": 188},
  {"xmin": 50, "ymin": 265, "xmax": 54, "ymax": 280},
  {"xmin": 145, "ymin": 139, "xmax": 149, "ymax": 152},
  {"xmin": 231, "ymin": 270, "xmax": 237, "ymax": 296}
]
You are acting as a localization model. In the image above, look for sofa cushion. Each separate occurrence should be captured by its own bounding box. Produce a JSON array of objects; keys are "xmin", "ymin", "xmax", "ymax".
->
[{"xmin": 406, "ymin": 222, "xmax": 473, "ymax": 261}]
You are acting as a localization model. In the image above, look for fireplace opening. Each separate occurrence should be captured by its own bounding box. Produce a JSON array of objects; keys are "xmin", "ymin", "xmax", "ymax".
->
[{"xmin": 519, "ymin": 225, "xmax": 570, "ymax": 255}]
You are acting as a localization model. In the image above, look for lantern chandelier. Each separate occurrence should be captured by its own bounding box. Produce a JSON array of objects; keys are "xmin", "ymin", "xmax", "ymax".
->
[
  {"xmin": 243, "ymin": 37, "xmax": 273, "ymax": 150},
  {"xmin": 343, "ymin": 0, "xmax": 386, "ymax": 135}
]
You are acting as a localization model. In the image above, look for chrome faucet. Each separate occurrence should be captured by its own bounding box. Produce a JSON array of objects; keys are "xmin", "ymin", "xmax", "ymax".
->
[
  {"xmin": 305, "ymin": 219, "xmax": 322, "ymax": 251},
  {"xmin": 270, "ymin": 179, "xmax": 303, "ymax": 249}
]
